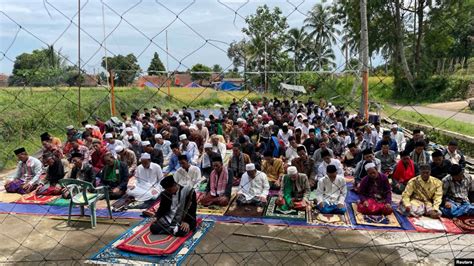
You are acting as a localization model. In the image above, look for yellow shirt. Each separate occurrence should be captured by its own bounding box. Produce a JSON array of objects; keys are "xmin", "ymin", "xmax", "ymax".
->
[
  {"xmin": 261, "ymin": 158, "xmax": 284, "ymax": 182},
  {"xmin": 402, "ymin": 175, "xmax": 443, "ymax": 211}
]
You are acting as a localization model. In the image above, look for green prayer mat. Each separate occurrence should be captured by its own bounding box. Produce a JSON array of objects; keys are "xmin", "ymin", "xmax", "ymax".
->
[
  {"xmin": 263, "ymin": 196, "xmax": 306, "ymax": 220},
  {"xmin": 48, "ymin": 198, "xmax": 70, "ymax": 207}
]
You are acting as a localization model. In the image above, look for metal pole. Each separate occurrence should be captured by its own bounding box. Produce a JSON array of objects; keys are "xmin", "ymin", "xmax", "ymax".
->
[
  {"xmin": 77, "ymin": 0, "xmax": 82, "ymax": 123},
  {"xmin": 166, "ymin": 30, "xmax": 170, "ymax": 96},
  {"xmin": 359, "ymin": 0, "xmax": 369, "ymax": 120},
  {"xmin": 110, "ymin": 70, "xmax": 115, "ymax": 116}
]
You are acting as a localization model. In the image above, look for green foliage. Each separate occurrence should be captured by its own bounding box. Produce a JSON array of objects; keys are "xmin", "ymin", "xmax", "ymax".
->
[
  {"xmin": 190, "ymin": 64, "xmax": 212, "ymax": 83},
  {"xmin": 101, "ymin": 54, "xmax": 141, "ymax": 86},
  {"xmin": 147, "ymin": 52, "xmax": 166, "ymax": 75},
  {"xmin": 212, "ymin": 64, "xmax": 223, "ymax": 73}
]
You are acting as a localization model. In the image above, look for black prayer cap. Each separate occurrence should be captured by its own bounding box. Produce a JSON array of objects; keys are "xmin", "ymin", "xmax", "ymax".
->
[
  {"xmin": 40, "ymin": 132, "xmax": 51, "ymax": 142},
  {"xmin": 448, "ymin": 140, "xmax": 458, "ymax": 146},
  {"xmin": 449, "ymin": 164, "xmax": 463, "ymax": 176},
  {"xmin": 71, "ymin": 152, "xmax": 84, "ymax": 159},
  {"xmin": 382, "ymin": 130, "xmax": 391, "ymax": 136},
  {"xmin": 238, "ymin": 136, "xmax": 247, "ymax": 144},
  {"xmin": 14, "ymin": 147, "xmax": 26, "ymax": 155},
  {"xmin": 362, "ymin": 148, "xmax": 373, "ymax": 155},
  {"xmin": 327, "ymin": 165, "xmax": 337, "ymax": 174},
  {"xmin": 160, "ymin": 175, "xmax": 176, "ymax": 189},
  {"xmin": 431, "ymin": 150, "xmax": 443, "ymax": 158},
  {"xmin": 177, "ymin": 154, "xmax": 188, "ymax": 161},
  {"xmin": 211, "ymin": 155, "xmax": 223, "ymax": 163},
  {"xmin": 296, "ymin": 145, "xmax": 306, "ymax": 152},
  {"xmin": 400, "ymin": 150, "xmax": 410, "ymax": 157}
]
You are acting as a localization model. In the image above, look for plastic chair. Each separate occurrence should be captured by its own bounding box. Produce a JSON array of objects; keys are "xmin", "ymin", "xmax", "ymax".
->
[{"xmin": 59, "ymin": 179, "xmax": 112, "ymax": 228}]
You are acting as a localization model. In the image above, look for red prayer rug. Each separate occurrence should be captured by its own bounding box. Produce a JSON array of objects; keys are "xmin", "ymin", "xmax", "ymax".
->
[
  {"xmin": 16, "ymin": 192, "xmax": 59, "ymax": 205},
  {"xmin": 453, "ymin": 216, "xmax": 474, "ymax": 233},
  {"xmin": 408, "ymin": 216, "xmax": 462, "ymax": 233},
  {"xmin": 117, "ymin": 219, "xmax": 202, "ymax": 255}
]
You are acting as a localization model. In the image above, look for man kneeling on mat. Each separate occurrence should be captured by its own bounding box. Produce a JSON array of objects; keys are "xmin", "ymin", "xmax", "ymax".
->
[
  {"xmin": 276, "ymin": 166, "xmax": 311, "ymax": 211},
  {"xmin": 150, "ymin": 175, "xmax": 197, "ymax": 236}
]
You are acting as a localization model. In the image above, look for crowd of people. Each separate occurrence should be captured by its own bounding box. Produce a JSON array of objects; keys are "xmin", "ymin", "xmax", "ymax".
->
[{"xmin": 4, "ymin": 96, "xmax": 473, "ymax": 236}]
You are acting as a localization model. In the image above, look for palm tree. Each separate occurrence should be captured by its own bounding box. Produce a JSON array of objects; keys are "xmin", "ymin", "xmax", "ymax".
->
[
  {"xmin": 304, "ymin": 43, "xmax": 336, "ymax": 71},
  {"xmin": 304, "ymin": 4, "xmax": 340, "ymax": 48},
  {"xmin": 285, "ymin": 27, "xmax": 309, "ymax": 71}
]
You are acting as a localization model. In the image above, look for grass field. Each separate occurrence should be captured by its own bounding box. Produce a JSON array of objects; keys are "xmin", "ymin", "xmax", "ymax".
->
[{"xmin": 0, "ymin": 86, "xmax": 268, "ymax": 170}]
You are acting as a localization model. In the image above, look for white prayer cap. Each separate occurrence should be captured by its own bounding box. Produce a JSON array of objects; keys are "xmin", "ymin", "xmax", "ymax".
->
[
  {"xmin": 155, "ymin": 115, "xmax": 162, "ymax": 120},
  {"xmin": 263, "ymin": 124, "xmax": 270, "ymax": 128},
  {"xmin": 125, "ymin": 127, "xmax": 133, "ymax": 132},
  {"xmin": 155, "ymin": 134, "xmax": 163, "ymax": 139},
  {"xmin": 257, "ymin": 115, "xmax": 262, "ymax": 119},
  {"xmin": 179, "ymin": 122, "xmax": 186, "ymax": 126},
  {"xmin": 283, "ymin": 122, "xmax": 288, "ymax": 126},
  {"xmin": 179, "ymin": 134, "xmax": 187, "ymax": 141},
  {"xmin": 189, "ymin": 125, "xmax": 198, "ymax": 131},
  {"xmin": 237, "ymin": 118, "xmax": 245, "ymax": 123},
  {"xmin": 115, "ymin": 145, "xmax": 124, "ymax": 153},
  {"xmin": 391, "ymin": 124, "xmax": 398, "ymax": 129},
  {"xmin": 140, "ymin": 153, "xmax": 151, "ymax": 160},
  {"xmin": 205, "ymin": 118, "xmax": 210, "ymax": 122},
  {"xmin": 142, "ymin": 140, "xmax": 151, "ymax": 146},
  {"xmin": 85, "ymin": 124, "xmax": 92, "ymax": 129},
  {"xmin": 178, "ymin": 111, "xmax": 183, "ymax": 115},
  {"xmin": 204, "ymin": 143, "xmax": 213, "ymax": 149},
  {"xmin": 197, "ymin": 120, "xmax": 204, "ymax": 125},
  {"xmin": 246, "ymin": 163, "xmax": 256, "ymax": 171},
  {"xmin": 268, "ymin": 121, "xmax": 274, "ymax": 126},
  {"xmin": 66, "ymin": 125, "xmax": 74, "ymax": 130},
  {"xmin": 364, "ymin": 163, "xmax": 376, "ymax": 171},
  {"xmin": 150, "ymin": 108, "xmax": 156, "ymax": 112},
  {"xmin": 328, "ymin": 102, "xmax": 332, "ymax": 106},
  {"xmin": 105, "ymin": 133, "xmax": 113, "ymax": 139},
  {"xmin": 287, "ymin": 166, "xmax": 298, "ymax": 175},
  {"xmin": 262, "ymin": 111, "xmax": 268, "ymax": 115},
  {"xmin": 308, "ymin": 125, "xmax": 315, "ymax": 129}
]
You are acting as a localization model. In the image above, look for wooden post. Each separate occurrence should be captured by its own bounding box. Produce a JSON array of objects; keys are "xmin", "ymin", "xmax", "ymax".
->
[{"xmin": 110, "ymin": 70, "xmax": 115, "ymax": 116}]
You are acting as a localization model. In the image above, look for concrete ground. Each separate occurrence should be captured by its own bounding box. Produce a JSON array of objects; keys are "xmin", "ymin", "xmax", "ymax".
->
[{"xmin": 1, "ymin": 213, "xmax": 472, "ymax": 265}]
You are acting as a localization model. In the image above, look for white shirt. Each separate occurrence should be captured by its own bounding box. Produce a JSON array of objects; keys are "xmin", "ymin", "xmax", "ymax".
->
[
  {"xmin": 285, "ymin": 146, "xmax": 299, "ymax": 162},
  {"xmin": 106, "ymin": 140, "xmax": 124, "ymax": 157},
  {"xmin": 238, "ymin": 171, "xmax": 270, "ymax": 201},
  {"xmin": 316, "ymin": 175, "xmax": 347, "ymax": 205},
  {"xmin": 391, "ymin": 131, "xmax": 406, "ymax": 151},
  {"xmin": 122, "ymin": 133, "xmax": 142, "ymax": 148},
  {"xmin": 127, "ymin": 162, "xmax": 163, "ymax": 202},
  {"xmin": 317, "ymin": 159, "xmax": 344, "ymax": 180},
  {"xmin": 212, "ymin": 142, "xmax": 227, "ymax": 159},
  {"xmin": 277, "ymin": 129, "xmax": 293, "ymax": 147},
  {"xmin": 174, "ymin": 165, "xmax": 203, "ymax": 189},
  {"xmin": 10, "ymin": 156, "xmax": 43, "ymax": 185},
  {"xmin": 180, "ymin": 141, "xmax": 200, "ymax": 165}
]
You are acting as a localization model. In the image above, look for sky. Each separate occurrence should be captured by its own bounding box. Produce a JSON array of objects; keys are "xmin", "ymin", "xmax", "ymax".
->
[{"xmin": 0, "ymin": 0, "xmax": 368, "ymax": 75}]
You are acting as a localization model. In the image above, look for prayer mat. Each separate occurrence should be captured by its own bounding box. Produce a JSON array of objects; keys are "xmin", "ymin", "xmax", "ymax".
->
[
  {"xmin": 117, "ymin": 219, "xmax": 203, "ymax": 255},
  {"xmin": 48, "ymin": 198, "xmax": 70, "ymax": 207},
  {"xmin": 224, "ymin": 197, "xmax": 264, "ymax": 218},
  {"xmin": 263, "ymin": 197, "xmax": 306, "ymax": 220},
  {"xmin": 196, "ymin": 193, "xmax": 234, "ymax": 216},
  {"xmin": 89, "ymin": 219, "xmax": 214, "ymax": 264},
  {"xmin": 350, "ymin": 203, "xmax": 402, "ymax": 228},
  {"xmin": 16, "ymin": 192, "xmax": 59, "ymax": 205},
  {"xmin": 409, "ymin": 217, "xmax": 461, "ymax": 233},
  {"xmin": 0, "ymin": 192, "xmax": 23, "ymax": 203},
  {"xmin": 307, "ymin": 210, "xmax": 350, "ymax": 227},
  {"xmin": 142, "ymin": 200, "xmax": 161, "ymax": 217},
  {"xmin": 453, "ymin": 216, "xmax": 474, "ymax": 233}
]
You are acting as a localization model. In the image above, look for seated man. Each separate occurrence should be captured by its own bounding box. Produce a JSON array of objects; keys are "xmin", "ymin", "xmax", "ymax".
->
[
  {"xmin": 353, "ymin": 149, "xmax": 381, "ymax": 188},
  {"xmin": 174, "ymin": 155, "xmax": 203, "ymax": 189},
  {"xmin": 126, "ymin": 153, "xmax": 163, "ymax": 204},
  {"xmin": 441, "ymin": 164, "xmax": 474, "ymax": 218},
  {"xmin": 199, "ymin": 143, "xmax": 221, "ymax": 179},
  {"xmin": 430, "ymin": 149, "xmax": 452, "ymax": 180},
  {"xmin": 311, "ymin": 141, "xmax": 334, "ymax": 171},
  {"xmin": 199, "ymin": 156, "xmax": 233, "ymax": 207},
  {"xmin": 62, "ymin": 152, "xmax": 95, "ymax": 198},
  {"xmin": 143, "ymin": 140, "xmax": 164, "ymax": 167},
  {"xmin": 375, "ymin": 140, "xmax": 397, "ymax": 175},
  {"xmin": 374, "ymin": 131, "xmax": 398, "ymax": 153},
  {"xmin": 342, "ymin": 143, "xmax": 362, "ymax": 170},
  {"xmin": 97, "ymin": 153, "xmax": 129, "ymax": 199},
  {"xmin": 399, "ymin": 164, "xmax": 443, "ymax": 219},
  {"xmin": 228, "ymin": 143, "xmax": 251, "ymax": 185},
  {"xmin": 36, "ymin": 152, "xmax": 66, "ymax": 196},
  {"xmin": 115, "ymin": 145, "xmax": 137, "ymax": 177},
  {"xmin": 443, "ymin": 140, "xmax": 466, "ymax": 169},
  {"xmin": 90, "ymin": 139, "xmax": 107, "ymax": 173},
  {"xmin": 410, "ymin": 141, "xmax": 431, "ymax": 168},
  {"xmin": 316, "ymin": 150, "xmax": 344, "ymax": 181},
  {"xmin": 357, "ymin": 163, "xmax": 393, "ymax": 215},
  {"xmin": 392, "ymin": 150, "xmax": 418, "ymax": 194},
  {"xmin": 237, "ymin": 163, "xmax": 270, "ymax": 207},
  {"xmin": 261, "ymin": 150, "xmax": 285, "ymax": 188},
  {"xmin": 150, "ymin": 175, "xmax": 197, "ymax": 236},
  {"xmin": 291, "ymin": 146, "xmax": 316, "ymax": 188},
  {"xmin": 5, "ymin": 147, "xmax": 43, "ymax": 194},
  {"xmin": 154, "ymin": 134, "xmax": 172, "ymax": 165},
  {"xmin": 276, "ymin": 166, "xmax": 311, "ymax": 211},
  {"xmin": 315, "ymin": 165, "xmax": 347, "ymax": 214},
  {"xmin": 179, "ymin": 134, "xmax": 199, "ymax": 165},
  {"xmin": 104, "ymin": 133, "xmax": 124, "ymax": 157},
  {"xmin": 165, "ymin": 143, "xmax": 191, "ymax": 175}
]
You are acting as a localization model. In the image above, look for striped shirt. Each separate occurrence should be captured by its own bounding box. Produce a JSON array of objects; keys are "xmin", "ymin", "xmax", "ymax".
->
[{"xmin": 442, "ymin": 173, "xmax": 474, "ymax": 203}]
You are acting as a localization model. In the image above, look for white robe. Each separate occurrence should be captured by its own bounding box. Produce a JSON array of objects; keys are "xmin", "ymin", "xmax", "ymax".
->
[
  {"xmin": 127, "ymin": 163, "xmax": 163, "ymax": 202},
  {"xmin": 173, "ymin": 165, "xmax": 203, "ymax": 189},
  {"xmin": 238, "ymin": 171, "xmax": 270, "ymax": 201}
]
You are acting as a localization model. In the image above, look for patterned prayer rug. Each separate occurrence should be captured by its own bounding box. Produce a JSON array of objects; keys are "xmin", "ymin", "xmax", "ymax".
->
[
  {"xmin": 350, "ymin": 203, "xmax": 402, "ymax": 228},
  {"xmin": 16, "ymin": 192, "xmax": 59, "ymax": 205},
  {"xmin": 453, "ymin": 216, "xmax": 474, "ymax": 233},
  {"xmin": 263, "ymin": 196, "xmax": 306, "ymax": 220},
  {"xmin": 89, "ymin": 219, "xmax": 214, "ymax": 264},
  {"xmin": 48, "ymin": 198, "xmax": 70, "ymax": 207},
  {"xmin": 224, "ymin": 197, "xmax": 264, "ymax": 218},
  {"xmin": 409, "ymin": 216, "xmax": 462, "ymax": 233},
  {"xmin": 307, "ymin": 210, "xmax": 350, "ymax": 227},
  {"xmin": 0, "ymin": 192, "xmax": 23, "ymax": 203},
  {"xmin": 196, "ymin": 193, "xmax": 234, "ymax": 216}
]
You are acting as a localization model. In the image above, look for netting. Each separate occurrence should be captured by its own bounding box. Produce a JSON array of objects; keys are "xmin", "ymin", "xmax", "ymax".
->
[{"xmin": 0, "ymin": 0, "xmax": 473, "ymax": 265}]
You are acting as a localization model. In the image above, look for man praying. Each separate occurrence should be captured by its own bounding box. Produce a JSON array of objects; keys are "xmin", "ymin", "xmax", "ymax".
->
[{"xmin": 236, "ymin": 163, "xmax": 270, "ymax": 207}]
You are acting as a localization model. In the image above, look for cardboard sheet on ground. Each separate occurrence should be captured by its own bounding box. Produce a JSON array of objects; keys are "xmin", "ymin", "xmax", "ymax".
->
[
  {"xmin": 264, "ymin": 196, "xmax": 306, "ymax": 220},
  {"xmin": 224, "ymin": 197, "xmax": 264, "ymax": 217},
  {"xmin": 0, "ymin": 192, "xmax": 23, "ymax": 203},
  {"xmin": 350, "ymin": 203, "xmax": 402, "ymax": 228}
]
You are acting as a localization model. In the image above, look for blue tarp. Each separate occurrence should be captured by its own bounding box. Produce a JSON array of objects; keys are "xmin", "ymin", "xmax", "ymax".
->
[{"xmin": 218, "ymin": 81, "xmax": 242, "ymax": 91}]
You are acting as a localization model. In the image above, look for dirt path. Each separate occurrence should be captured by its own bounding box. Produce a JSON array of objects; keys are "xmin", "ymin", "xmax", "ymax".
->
[
  {"xmin": 391, "ymin": 104, "xmax": 474, "ymax": 125},
  {"xmin": 425, "ymin": 99, "xmax": 472, "ymax": 112}
]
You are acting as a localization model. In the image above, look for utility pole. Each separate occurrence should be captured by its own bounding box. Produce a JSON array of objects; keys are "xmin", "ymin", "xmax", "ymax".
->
[
  {"xmin": 359, "ymin": 0, "xmax": 369, "ymax": 120},
  {"xmin": 77, "ymin": 0, "xmax": 82, "ymax": 123}
]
